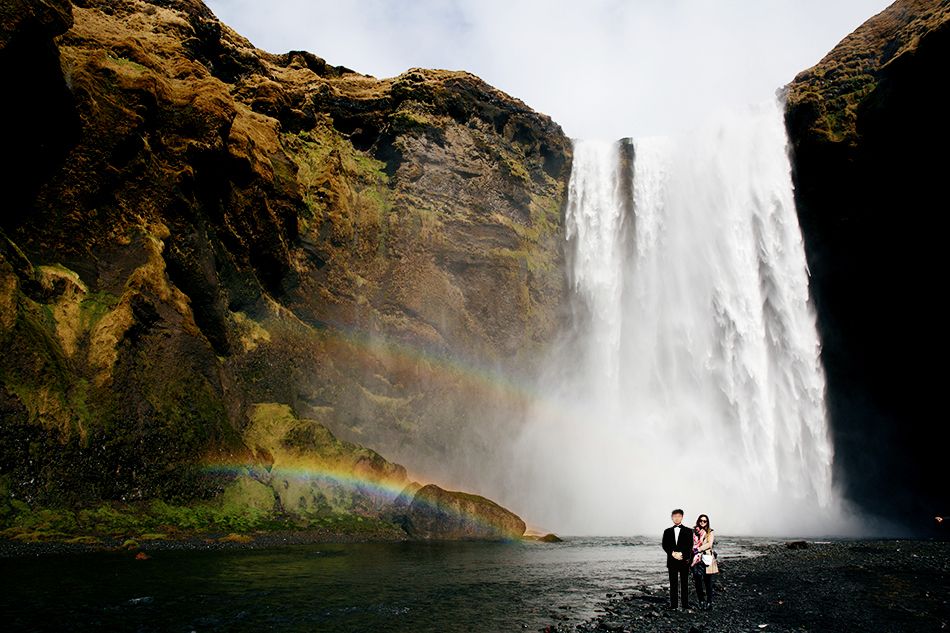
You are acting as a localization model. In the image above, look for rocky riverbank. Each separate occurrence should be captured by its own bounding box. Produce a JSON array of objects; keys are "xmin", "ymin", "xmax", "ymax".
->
[{"xmin": 572, "ymin": 539, "xmax": 950, "ymax": 633}]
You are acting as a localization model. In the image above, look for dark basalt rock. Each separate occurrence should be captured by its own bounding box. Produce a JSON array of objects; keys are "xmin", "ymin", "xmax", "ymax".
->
[
  {"xmin": 785, "ymin": 0, "xmax": 950, "ymax": 530},
  {"xmin": 403, "ymin": 484, "xmax": 526, "ymax": 540},
  {"xmin": 577, "ymin": 541, "xmax": 950, "ymax": 633},
  {"xmin": 0, "ymin": 0, "xmax": 80, "ymax": 218}
]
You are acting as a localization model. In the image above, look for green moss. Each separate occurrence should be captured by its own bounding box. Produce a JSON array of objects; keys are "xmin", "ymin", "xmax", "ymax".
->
[
  {"xmin": 501, "ymin": 155, "xmax": 531, "ymax": 186},
  {"xmin": 65, "ymin": 535, "xmax": 102, "ymax": 545},
  {"xmin": 8, "ymin": 529, "xmax": 71, "ymax": 542},
  {"xmin": 485, "ymin": 192, "xmax": 561, "ymax": 277},
  {"xmin": 216, "ymin": 476, "xmax": 274, "ymax": 510},
  {"xmin": 284, "ymin": 124, "xmax": 391, "ymax": 241},
  {"xmin": 0, "ymin": 284, "xmax": 84, "ymax": 436},
  {"xmin": 389, "ymin": 108, "xmax": 437, "ymax": 132},
  {"xmin": 78, "ymin": 504, "xmax": 144, "ymax": 533},
  {"xmin": 79, "ymin": 291, "xmax": 119, "ymax": 329},
  {"xmin": 0, "ymin": 493, "xmax": 408, "ymax": 541},
  {"xmin": 105, "ymin": 53, "xmax": 149, "ymax": 74}
]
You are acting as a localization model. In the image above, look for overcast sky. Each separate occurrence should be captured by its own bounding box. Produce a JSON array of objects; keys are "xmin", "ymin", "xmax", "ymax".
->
[{"xmin": 204, "ymin": 0, "xmax": 892, "ymax": 140}]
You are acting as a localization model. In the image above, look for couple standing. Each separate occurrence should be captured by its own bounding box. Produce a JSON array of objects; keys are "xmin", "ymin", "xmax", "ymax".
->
[{"xmin": 662, "ymin": 508, "xmax": 718, "ymax": 611}]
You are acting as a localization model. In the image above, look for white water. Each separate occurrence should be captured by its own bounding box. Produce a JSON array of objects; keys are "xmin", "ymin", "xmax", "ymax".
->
[{"xmin": 514, "ymin": 100, "xmax": 847, "ymax": 536}]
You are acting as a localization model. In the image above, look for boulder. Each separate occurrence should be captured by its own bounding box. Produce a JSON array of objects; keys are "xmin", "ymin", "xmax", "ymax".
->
[{"xmin": 404, "ymin": 484, "xmax": 526, "ymax": 540}]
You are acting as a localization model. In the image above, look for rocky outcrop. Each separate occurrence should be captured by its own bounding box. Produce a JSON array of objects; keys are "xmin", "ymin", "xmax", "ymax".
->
[
  {"xmin": 234, "ymin": 403, "xmax": 409, "ymax": 518},
  {"xmin": 402, "ymin": 484, "xmax": 526, "ymax": 540},
  {"xmin": 785, "ymin": 0, "xmax": 950, "ymax": 527},
  {"xmin": 0, "ymin": 0, "xmax": 571, "ymax": 520}
]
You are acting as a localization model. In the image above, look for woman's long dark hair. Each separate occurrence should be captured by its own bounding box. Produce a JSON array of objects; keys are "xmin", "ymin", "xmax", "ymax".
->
[{"xmin": 694, "ymin": 514, "xmax": 712, "ymax": 534}]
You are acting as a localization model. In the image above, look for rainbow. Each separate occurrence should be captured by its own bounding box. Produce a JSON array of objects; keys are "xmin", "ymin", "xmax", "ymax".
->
[
  {"xmin": 278, "ymin": 316, "xmax": 589, "ymax": 430},
  {"xmin": 200, "ymin": 460, "xmax": 526, "ymax": 537},
  {"xmin": 209, "ymin": 316, "xmax": 580, "ymax": 534},
  {"xmin": 202, "ymin": 460, "xmax": 411, "ymax": 502}
]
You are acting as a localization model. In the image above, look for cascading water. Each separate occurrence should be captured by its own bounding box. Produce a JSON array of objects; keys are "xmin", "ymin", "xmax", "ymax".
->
[{"xmin": 514, "ymin": 99, "xmax": 846, "ymax": 535}]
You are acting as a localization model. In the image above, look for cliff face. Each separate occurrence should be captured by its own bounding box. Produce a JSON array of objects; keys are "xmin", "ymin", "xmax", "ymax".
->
[
  {"xmin": 785, "ymin": 0, "xmax": 950, "ymax": 526},
  {"xmin": 0, "ymin": 0, "xmax": 571, "ymax": 510}
]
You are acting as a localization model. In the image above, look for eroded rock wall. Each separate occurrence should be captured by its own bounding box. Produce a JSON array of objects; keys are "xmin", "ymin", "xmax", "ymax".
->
[
  {"xmin": 0, "ymin": 0, "xmax": 571, "ymax": 508},
  {"xmin": 785, "ymin": 0, "xmax": 950, "ymax": 526}
]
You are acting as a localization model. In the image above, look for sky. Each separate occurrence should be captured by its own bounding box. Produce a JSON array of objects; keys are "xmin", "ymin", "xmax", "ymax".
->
[{"xmin": 203, "ymin": 0, "xmax": 893, "ymax": 141}]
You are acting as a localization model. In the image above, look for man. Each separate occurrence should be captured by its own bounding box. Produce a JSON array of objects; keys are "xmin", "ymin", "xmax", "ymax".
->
[{"xmin": 662, "ymin": 508, "xmax": 692, "ymax": 609}]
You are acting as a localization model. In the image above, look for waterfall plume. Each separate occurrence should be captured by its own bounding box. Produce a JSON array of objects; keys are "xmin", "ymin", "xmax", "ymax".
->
[{"xmin": 513, "ymin": 99, "xmax": 847, "ymax": 536}]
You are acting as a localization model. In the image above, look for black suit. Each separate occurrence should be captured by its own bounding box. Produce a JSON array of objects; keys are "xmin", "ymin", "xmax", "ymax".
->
[{"xmin": 662, "ymin": 524, "xmax": 692, "ymax": 608}]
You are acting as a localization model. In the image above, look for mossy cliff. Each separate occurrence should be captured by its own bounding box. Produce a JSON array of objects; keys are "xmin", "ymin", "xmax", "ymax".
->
[
  {"xmin": 0, "ymin": 0, "xmax": 570, "ymax": 536},
  {"xmin": 1, "ymin": 403, "xmax": 523, "ymax": 543},
  {"xmin": 785, "ymin": 0, "xmax": 950, "ymax": 525}
]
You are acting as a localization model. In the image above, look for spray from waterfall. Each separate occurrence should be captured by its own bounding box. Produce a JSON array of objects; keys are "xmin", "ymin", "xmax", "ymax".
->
[{"xmin": 513, "ymin": 99, "xmax": 848, "ymax": 536}]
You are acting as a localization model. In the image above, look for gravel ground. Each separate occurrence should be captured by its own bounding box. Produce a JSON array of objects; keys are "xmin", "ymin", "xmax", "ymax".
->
[{"xmin": 568, "ymin": 540, "xmax": 950, "ymax": 633}]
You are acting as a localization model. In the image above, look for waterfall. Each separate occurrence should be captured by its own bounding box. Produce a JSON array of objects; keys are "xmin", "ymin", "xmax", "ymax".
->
[{"xmin": 514, "ymin": 99, "xmax": 844, "ymax": 535}]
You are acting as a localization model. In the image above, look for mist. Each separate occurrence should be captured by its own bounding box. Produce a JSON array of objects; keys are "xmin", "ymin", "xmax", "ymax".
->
[{"xmin": 506, "ymin": 100, "xmax": 858, "ymax": 536}]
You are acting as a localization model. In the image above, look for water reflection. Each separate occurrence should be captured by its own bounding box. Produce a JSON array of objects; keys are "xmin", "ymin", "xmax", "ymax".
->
[{"xmin": 3, "ymin": 537, "xmax": 762, "ymax": 632}]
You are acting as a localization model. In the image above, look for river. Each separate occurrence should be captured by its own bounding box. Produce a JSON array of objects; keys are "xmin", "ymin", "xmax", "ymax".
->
[{"xmin": 4, "ymin": 536, "xmax": 769, "ymax": 632}]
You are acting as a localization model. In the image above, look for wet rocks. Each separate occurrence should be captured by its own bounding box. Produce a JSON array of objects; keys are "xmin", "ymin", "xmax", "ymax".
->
[
  {"xmin": 574, "ymin": 540, "xmax": 950, "ymax": 633},
  {"xmin": 402, "ymin": 484, "xmax": 526, "ymax": 540}
]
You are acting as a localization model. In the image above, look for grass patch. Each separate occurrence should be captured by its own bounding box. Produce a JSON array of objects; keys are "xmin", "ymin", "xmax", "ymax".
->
[
  {"xmin": 0, "ymin": 498, "xmax": 402, "ymax": 543},
  {"xmin": 218, "ymin": 533, "xmax": 254, "ymax": 544},
  {"xmin": 79, "ymin": 291, "xmax": 119, "ymax": 329},
  {"xmin": 105, "ymin": 53, "xmax": 149, "ymax": 74}
]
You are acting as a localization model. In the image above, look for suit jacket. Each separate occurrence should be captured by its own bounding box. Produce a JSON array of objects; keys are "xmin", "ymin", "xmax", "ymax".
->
[{"xmin": 662, "ymin": 524, "xmax": 693, "ymax": 570}]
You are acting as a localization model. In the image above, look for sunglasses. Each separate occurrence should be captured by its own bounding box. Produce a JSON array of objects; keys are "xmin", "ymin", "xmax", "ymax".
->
[{"xmin": 698, "ymin": 519, "xmax": 708, "ymax": 523}]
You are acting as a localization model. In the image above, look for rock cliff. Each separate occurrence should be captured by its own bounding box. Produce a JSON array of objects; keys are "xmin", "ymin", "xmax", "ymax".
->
[
  {"xmin": 785, "ymin": 0, "xmax": 950, "ymax": 526},
  {"xmin": 0, "ymin": 0, "xmax": 570, "ymax": 531}
]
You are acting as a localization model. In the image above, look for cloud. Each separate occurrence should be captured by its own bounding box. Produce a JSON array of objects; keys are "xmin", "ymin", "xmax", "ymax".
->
[{"xmin": 205, "ymin": 0, "xmax": 892, "ymax": 139}]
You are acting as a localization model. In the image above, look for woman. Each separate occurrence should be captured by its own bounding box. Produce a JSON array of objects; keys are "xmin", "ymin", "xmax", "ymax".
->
[{"xmin": 690, "ymin": 514, "xmax": 718, "ymax": 610}]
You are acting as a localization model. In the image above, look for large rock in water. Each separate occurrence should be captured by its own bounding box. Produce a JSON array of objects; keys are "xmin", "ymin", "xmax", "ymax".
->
[
  {"xmin": 0, "ymin": 0, "xmax": 571, "ymax": 508},
  {"xmin": 404, "ymin": 484, "xmax": 526, "ymax": 540},
  {"xmin": 784, "ymin": 0, "xmax": 950, "ymax": 528}
]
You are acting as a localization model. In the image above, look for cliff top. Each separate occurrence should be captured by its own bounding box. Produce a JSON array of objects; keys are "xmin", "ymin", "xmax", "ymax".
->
[
  {"xmin": 786, "ymin": 0, "xmax": 950, "ymax": 144},
  {"xmin": 50, "ymin": 0, "xmax": 564, "ymax": 148}
]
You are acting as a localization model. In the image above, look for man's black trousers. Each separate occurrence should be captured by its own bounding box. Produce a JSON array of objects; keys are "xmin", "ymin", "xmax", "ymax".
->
[{"xmin": 668, "ymin": 566, "xmax": 689, "ymax": 608}]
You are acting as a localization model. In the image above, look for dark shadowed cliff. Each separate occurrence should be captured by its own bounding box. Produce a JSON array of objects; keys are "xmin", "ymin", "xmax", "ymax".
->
[
  {"xmin": 785, "ymin": 0, "xmax": 950, "ymax": 529},
  {"xmin": 0, "ymin": 0, "xmax": 571, "ymax": 530}
]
